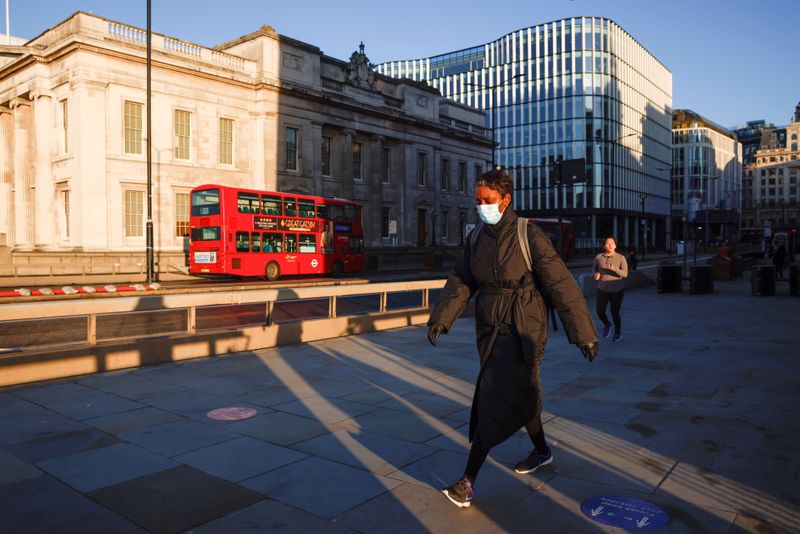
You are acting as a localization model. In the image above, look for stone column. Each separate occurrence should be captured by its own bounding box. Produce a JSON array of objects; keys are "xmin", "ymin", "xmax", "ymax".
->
[
  {"xmin": 310, "ymin": 121, "xmax": 323, "ymax": 196},
  {"xmin": 0, "ymin": 106, "xmax": 12, "ymax": 243},
  {"xmin": 368, "ymin": 135, "xmax": 384, "ymax": 246},
  {"xmin": 11, "ymin": 97, "xmax": 33, "ymax": 248},
  {"xmin": 340, "ymin": 129, "xmax": 355, "ymax": 199},
  {"xmin": 403, "ymin": 142, "xmax": 415, "ymax": 246},
  {"xmin": 433, "ymin": 149, "xmax": 441, "ymax": 245},
  {"xmin": 32, "ymin": 91, "xmax": 55, "ymax": 247},
  {"xmin": 73, "ymin": 80, "xmax": 109, "ymax": 250}
]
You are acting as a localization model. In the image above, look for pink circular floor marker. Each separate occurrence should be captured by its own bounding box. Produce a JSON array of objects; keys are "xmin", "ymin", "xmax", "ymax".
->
[{"xmin": 206, "ymin": 407, "xmax": 258, "ymax": 421}]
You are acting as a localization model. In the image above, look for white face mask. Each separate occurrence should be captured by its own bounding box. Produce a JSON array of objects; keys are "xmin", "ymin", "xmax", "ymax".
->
[{"xmin": 477, "ymin": 203, "xmax": 503, "ymax": 225}]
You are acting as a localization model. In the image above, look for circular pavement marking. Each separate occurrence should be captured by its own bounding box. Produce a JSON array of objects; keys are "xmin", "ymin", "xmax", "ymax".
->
[{"xmin": 207, "ymin": 406, "xmax": 258, "ymax": 421}]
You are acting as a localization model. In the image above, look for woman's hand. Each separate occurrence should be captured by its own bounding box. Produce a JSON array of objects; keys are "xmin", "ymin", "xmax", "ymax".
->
[{"xmin": 593, "ymin": 272, "xmax": 601, "ymax": 281}]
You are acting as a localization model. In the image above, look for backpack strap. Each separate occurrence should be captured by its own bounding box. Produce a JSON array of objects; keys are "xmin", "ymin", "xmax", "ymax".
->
[
  {"xmin": 516, "ymin": 217, "xmax": 532, "ymax": 271},
  {"xmin": 517, "ymin": 216, "xmax": 560, "ymax": 332}
]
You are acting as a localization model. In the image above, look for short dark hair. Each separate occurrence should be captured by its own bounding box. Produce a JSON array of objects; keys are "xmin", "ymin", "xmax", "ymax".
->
[
  {"xmin": 476, "ymin": 169, "xmax": 513, "ymax": 197},
  {"xmin": 603, "ymin": 236, "xmax": 617, "ymax": 246}
]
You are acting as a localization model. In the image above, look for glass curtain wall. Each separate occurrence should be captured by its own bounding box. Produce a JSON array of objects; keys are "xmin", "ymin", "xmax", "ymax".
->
[{"xmin": 377, "ymin": 17, "xmax": 672, "ymax": 245}]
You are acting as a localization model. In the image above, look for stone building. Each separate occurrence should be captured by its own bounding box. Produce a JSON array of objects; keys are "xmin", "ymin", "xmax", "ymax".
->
[
  {"xmin": 742, "ymin": 107, "xmax": 800, "ymax": 232},
  {"xmin": 0, "ymin": 12, "xmax": 490, "ymax": 275}
]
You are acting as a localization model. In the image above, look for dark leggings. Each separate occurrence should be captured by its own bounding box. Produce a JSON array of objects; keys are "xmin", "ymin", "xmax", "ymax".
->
[
  {"xmin": 463, "ymin": 414, "xmax": 548, "ymax": 484},
  {"xmin": 596, "ymin": 289, "xmax": 624, "ymax": 334}
]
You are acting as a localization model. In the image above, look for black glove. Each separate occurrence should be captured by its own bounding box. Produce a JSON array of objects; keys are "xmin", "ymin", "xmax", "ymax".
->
[
  {"xmin": 427, "ymin": 324, "xmax": 445, "ymax": 347},
  {"xmin": 580, "ymin": 341, "xmax": 598, "ymax": 362}
]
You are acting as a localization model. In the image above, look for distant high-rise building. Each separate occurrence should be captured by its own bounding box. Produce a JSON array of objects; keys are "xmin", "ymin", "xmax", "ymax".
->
[
  {"xmin": 732, "ymin": 120, "xmax": 778, "ymax": 165},
  {"xmin": 377, "ymin": 17, "xmax": 673, "ymax": 251}
]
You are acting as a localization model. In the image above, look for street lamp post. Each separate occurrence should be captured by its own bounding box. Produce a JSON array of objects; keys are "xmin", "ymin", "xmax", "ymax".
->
[
  {"xmin": 466, "ymin": 73, "xmax": 524, "ymax": 169},
  {"xmin": 145, "ymin": 0, "xmax": 155, "ymax": 283},
  {"xmin": 682, "ymin": 215, "xmax": 688, "ymax": 278},
  {"xmin": 553, "ymin": 158, "xmax": 564, "ymax": 259},
  {"xmin": 594, "ymin": 130, "xmax": 638, "ymax": 235},
  {"xmin": 704, "ymin": 175, "xmax": 721, "ymax": 250},
  {"xmin": 639, "ymin": 193, "xmax": 647, "ymax": 260}
]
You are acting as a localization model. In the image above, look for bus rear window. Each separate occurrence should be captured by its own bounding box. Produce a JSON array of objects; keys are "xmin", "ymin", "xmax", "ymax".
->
[
  {"xmin": 191, "ymin": 226, "xmax": 220, "ymax": 241},
  {"xmin": 345, "ymin": 205, "xmax": 357, "ymax": 221},
  {"xmin": 237, "ymin": 192, "xmax": 260, "ymax": 214},
  {"xmin": 191, "ymin": 189, "xmax": 220, "ymax": 216}
]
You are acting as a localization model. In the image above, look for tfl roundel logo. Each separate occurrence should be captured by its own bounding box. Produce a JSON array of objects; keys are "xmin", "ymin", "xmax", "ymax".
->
[{"xmin": 311, "ymin": 259, "xmax": 319, "ymax": 268}]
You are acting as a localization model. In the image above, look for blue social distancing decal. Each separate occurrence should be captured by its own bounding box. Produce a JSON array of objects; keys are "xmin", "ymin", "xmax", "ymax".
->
[{"xmin": 581, "ymin": 496, "xmax": 669, "ymax": 530}]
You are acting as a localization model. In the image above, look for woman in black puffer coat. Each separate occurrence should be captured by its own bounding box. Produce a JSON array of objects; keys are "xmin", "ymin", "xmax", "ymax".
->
[{"xmin": 427, "ymin": 169, "xmax": 598, "ymax": 509}]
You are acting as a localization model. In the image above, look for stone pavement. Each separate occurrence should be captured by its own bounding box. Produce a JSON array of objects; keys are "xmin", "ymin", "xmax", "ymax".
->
[{"xmin": 0, "ymin": 277, "xmax": 798, "ymax": 533}]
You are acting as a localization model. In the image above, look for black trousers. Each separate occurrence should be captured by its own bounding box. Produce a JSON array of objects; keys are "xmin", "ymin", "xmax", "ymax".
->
[{"xmin": 596, "ymin": 288, "xmax": 624, "ymax": 333}]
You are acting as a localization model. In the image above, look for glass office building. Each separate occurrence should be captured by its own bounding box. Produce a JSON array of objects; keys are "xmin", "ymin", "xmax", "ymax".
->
[{"xmin": 377, "ymin": 17, "xmax": 673, "ymax": 250}]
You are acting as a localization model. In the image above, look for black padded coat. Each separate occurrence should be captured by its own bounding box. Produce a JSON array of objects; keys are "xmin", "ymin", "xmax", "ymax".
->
[{"xmin": 427, "ymin": 208, "xmax": 597, "ymax": 449}]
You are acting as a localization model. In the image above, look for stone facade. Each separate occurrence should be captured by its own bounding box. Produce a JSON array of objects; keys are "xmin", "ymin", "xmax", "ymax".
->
[
  {"xmin": 0, "ymin": 13, "xmax": 491, "ymax": 274},
  {"xmin": 742, "ymin": 114, "xmax": 800, "ymax": 231}
]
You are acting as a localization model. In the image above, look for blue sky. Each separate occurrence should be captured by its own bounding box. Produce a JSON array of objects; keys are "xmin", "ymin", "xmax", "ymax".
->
[{"xmin": 6, "ymin": 0, "xmax": 798, "ymax": 128}]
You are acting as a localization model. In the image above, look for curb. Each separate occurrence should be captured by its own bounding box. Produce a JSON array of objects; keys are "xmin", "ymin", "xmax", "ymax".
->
[{"xmin": 0, "ymin": 283, "xmax": 161, "ymax": 299}]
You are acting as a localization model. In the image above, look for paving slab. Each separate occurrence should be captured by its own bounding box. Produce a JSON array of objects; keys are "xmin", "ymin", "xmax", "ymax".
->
[
  {"xmin": 292, "ymin": 428, "xmax": 438, "ymax": 475},
  {"xmin": 88, "ymin": 465, "xmax": 263, "ymax": 533},
  {"xmin": 0, "ymin": 406, "xmax": 88, "ymax": 446},
  {"xmin": 0, "ymin": 447, "xmax": 41, "ymax": 486},
  {"xmin": 36, "ymin": 442, "xmax": 177, "ymax": 492},
  {"xmin": 0, "ymin": 475, "xmax": 117, "ymax": 534},
  {"xmin": 174, "ymin": 436, "xmax": 308, "ymax": 482},
  {"xmin": 118, "ymin": 419, "xmax": 239, "ymax": 457},
  {"xmin": 6, "ymin": 428, "xmax": 120, "ymax": 464},
  {"xmin": 45, "ymin": 392, "xmax": 143, "ymax": 420},
  {"xmin": 225, "ymin": 410, "xmax": 335, "ymax": 446},
  {"xmin": 188, "ymin": 499, "xmax": 357, "ymax": 533},
  {"xmin": 241, "ymin": 456, "xmax": 402, "ymax": 519}
]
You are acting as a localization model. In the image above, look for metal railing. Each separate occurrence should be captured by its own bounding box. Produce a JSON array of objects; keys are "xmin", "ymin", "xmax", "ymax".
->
[{"xmin": 0, "ymin": 279, "xmax": 446, "ymax": 349}]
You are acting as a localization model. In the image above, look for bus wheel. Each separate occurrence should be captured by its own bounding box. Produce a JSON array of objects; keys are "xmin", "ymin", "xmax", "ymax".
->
[
  {"xmin": 332, "ymin": 261, "xmax": 344, "ymax": 276},
  {"xmin": 265, "ymin": 261, "xmax": 281, "ymax": 281}
]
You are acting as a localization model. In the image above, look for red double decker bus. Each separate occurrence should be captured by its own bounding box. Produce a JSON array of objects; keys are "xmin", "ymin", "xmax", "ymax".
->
[
  {"xmin": 530, "ymin": 217, "xmax": 576, "ymax": 261},
  {"xmin": 189, "ymin": 185, "xmax": 365, "ymax": 280}
]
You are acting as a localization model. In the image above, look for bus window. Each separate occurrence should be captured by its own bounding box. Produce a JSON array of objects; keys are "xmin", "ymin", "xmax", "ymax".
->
[
  {"xmin": 286, "ymin": 234, "xmax": 298, "ymax": 253},
  {"xmin": 191, "ymin": 226, "xmax": 220, "ymax": 241},
  {"xmin": 262, "ymin": 195, "xmax": 282, "ymax": 215},
  {"xmin": 263, "ymin": 233, "xmax": 283, "ymax": 252},
  {"xmin": 237, "ymin": 192, "xmax": 260, "ymax": 214},
  {"xmin": 316, "ymin": 204, "xmax": 328, "ymax": 219},
  {"xmin": 299, "ymin": 234, "xmax": 316, "ymax": 253},
  {"xmin": 235, "ymin": 231, "xmax": 250, "ymax": 252},
  {"xmin": 191, "ymin": 189, "xmax": 220, "ymax": 216},
  {"xmin": 330, "ymin": 205, "xmax": 344, "ymax": 220},
  {"xmin": 284, "ymin": 198, "xmax": 297, "ymax": 217},
  {"xmin": 345, "ymin": 204, "xmax": 357, "ymax": 221},
  {"xmin": 298, "ymin": 199, "xmax": 315, "ymax": 218},
  {"xmin": 251, "ymin": 232, "xmax": 261, "ymax": 252},
  {"xmin": 349, "ymin": 236, "xmax": 363, "ymax": 253}
]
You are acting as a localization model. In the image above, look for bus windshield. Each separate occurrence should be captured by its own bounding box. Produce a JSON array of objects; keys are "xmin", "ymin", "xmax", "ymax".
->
[{"xmin": 192, "ymin": 189, "xmax": 220, "ymax": 216}]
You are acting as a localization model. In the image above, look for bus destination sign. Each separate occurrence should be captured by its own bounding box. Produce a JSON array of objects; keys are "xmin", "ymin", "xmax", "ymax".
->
[
  {"xmin": 254, "ymin": 216, "xmax": 278, "ymax": 230},
  {"xmin": 254, "ymin": 216, "xmax": 319, "ymax": 232}
]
